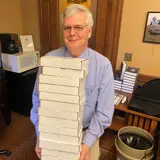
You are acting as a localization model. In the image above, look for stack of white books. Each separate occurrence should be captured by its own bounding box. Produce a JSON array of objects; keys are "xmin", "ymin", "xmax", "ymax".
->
[
  {"xmin": 114, "ymin": 74, "xmax": 122, "ymax": 91},
  {"xmin": 38, "ymin": 56, "xmax": 88, "ymax": 160},
  {"xmin": 122, "ymin": 67, "xmax": 140, "ymax": 93},
  {"xmin": 114, "ymin": 79, "xmax": 122, "ymax": 91}
]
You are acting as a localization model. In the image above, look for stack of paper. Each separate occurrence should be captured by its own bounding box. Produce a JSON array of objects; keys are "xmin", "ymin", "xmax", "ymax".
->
[{"xmin": 38, "ymin": 56, "xmax": 88, "ymax": 160}]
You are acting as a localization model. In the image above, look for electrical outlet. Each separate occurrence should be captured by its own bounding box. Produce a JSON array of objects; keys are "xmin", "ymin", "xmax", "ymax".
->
[{"xmin": 124, "ymin": 53, "xmax": 132, "ymax": 61}]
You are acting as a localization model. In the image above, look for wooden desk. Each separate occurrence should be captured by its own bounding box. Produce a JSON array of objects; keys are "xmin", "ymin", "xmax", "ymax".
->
[{"xmin": 109, "ymin": 92, "xmax": 160, "ymax": 136}]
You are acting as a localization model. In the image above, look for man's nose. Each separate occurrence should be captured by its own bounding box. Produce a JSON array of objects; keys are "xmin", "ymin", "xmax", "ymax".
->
[{"xmin": 70, "ymin": 27, "xmax": 76, "ymax": 35}]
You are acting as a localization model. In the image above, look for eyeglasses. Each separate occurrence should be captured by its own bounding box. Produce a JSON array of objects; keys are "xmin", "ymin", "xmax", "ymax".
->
[{"xmin": 63, "ymin": 25, "xmax": 88, "ymax": 32}]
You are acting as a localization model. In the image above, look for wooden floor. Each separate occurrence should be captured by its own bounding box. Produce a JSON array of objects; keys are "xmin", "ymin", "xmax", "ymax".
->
[{"xmin": 0, "ymin": 112, "xmax": 117, "ymax": 160}]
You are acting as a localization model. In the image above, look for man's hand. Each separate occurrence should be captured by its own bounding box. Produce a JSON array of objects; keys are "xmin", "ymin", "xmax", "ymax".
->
[
  {"xmin": 35, "ymin": 139, "xmax": 41, "ymax": 159},
  {"xmin": 79, "ymin": 144, "xmax": 90, "ymax": 160}
]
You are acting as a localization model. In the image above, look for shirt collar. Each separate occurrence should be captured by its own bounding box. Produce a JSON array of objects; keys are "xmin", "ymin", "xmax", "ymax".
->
[{"xmin": 64, "ymin": 46, "xmax": 89, "ymax": 59}]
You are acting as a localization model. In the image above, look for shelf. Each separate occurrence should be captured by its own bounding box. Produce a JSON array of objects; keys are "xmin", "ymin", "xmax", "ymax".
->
[{"xmin": 109, "ymin": 116, "xmax": 126, "ymax": 131}]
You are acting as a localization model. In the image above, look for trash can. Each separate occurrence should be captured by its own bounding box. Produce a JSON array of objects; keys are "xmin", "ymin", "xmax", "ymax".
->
[{"xmin": 115, "ymin": 126, "xmax": 154, "ymax": 160}]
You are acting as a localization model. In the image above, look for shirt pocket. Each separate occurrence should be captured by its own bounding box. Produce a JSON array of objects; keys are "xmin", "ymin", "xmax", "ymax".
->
[
  {"xmin": 85, "ymin": 85, "xmax": 99, "ymax": 108},
  {"xmin": 83, "ymin": 85, "xmax": 99, "ymax": 126}
]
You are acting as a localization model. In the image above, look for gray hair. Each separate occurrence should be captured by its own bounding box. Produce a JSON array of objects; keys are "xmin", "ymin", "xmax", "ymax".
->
[{"xmin": 61, "ymin": 4, "xmax": 93, "ymax": 28}]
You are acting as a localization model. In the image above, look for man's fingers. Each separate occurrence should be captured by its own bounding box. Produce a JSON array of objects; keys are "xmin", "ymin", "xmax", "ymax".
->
[
  {"xmin": 86, "ymin": 153, "xmax": 90, "ymax": 160},
  {"xmin": 80, "ymin": 151, "xmax": 86, "ymax": 160},
  {"xmin": 35, "ymin": 147, "xmax": 41, "ymax": 159}
]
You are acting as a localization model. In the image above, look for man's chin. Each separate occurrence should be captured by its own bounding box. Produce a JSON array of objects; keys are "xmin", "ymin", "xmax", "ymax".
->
[{"xmin": 67, "ymin": 43, "xmax": 79, "ymax": 49}]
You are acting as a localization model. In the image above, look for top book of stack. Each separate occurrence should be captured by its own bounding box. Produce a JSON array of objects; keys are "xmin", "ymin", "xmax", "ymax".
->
[
  {"xmin": 40, "ymin": 56, "xmax": 88, "ymax": 71},
  {"xmin": 125, "ymin": 67, "xmax": 140, "ymax": 77}
]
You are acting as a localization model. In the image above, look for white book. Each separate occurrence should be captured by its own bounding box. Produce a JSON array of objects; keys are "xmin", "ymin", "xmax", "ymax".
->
[
  {"xmin": 40, "ymin": 56, "xmax": 88, "ymax": 71},
  {"xmin": 38, "ymin": 83, "xmax": 85, "ymax": 96},
  {"xmin": 43, "ymin": 66, "xmax": 88, "ymax": 79},
  {"xmin": 114, "ymin": 84, "xmax": 122, "ymax": 88},
  {"xmin": 41, "ymin": 149, "xmax": 80, "ymax": 159},
  {"xmin": 123, "ymin": 81, "xmax": 135, "ymax": 87},
  {"xmin": 39, "ymin": 74, "xmax": 84, "ymax": 87},
  {"xmin": 39, "ymin": 116, "xmax": 82, "ymax": 129},
  {"xmin": 124, "ymin": 73, "xmax": 137, "ymax": 79},
  {"xmin": 114, "ymin": 80, "xmax": 122, "ymax": 84},
  {"xmin": 121, "ymin": 89, "xmax": 133, "ymax": 93},
  {"xmin": 39, "ymin": 140, "xmax": 80, "ymax": 153},
  {"xmin": 40, "ymin": 100, "xmax": 84, "ymax": 113},
  {"xmin": 114, "ymin": 87, "xmax": 121, "ymax": 90},
  {"xmin": 114, "ymin": 88, "xmax": 121, "ymax": 91},
  {"xmin": 41, "ymin": 155, "xmax": 78, "ymax": 160},
  {"xmin": 38, "ymin": 107, "xmax": 83, "ymax": 120},
  {"xmin": 38, "ymin": 125, "xmax": 82, "ymax": 137},
  {"xmin": 123, "ymin": 77, "xmax": 137, "ymax": 82},
  {"xmin": 122, "ymin": 84, "xmax": 134, "ymax": 90},
  {"xmin": 121, "ymin": 88, "xmax": 133, "ymax": 92},
  {"xmin": 39, "ymin": 131, "xmax": 82, "ymax": 145},
  {"xmin": 114, "ymin": 83, "xmax": 122, "ymax": 87},
  {"xmin": 39, "ymin": 92, "xmax": 84, "ymax": 104}
]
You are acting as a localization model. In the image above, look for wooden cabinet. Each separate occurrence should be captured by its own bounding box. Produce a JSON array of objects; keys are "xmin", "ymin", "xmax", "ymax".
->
[
  {"xmin": 109, "ymin": 92, "xmax": 160, "ymax": 137},
  {"xmin": 0, "ymin": 79, "xmax": 6, "ymax": 134}
]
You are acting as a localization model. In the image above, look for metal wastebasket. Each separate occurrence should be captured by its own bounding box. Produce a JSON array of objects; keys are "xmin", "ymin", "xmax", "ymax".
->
[{"xmin": 115, "ymin": 126, "xmax": 154, "ymax": 160}]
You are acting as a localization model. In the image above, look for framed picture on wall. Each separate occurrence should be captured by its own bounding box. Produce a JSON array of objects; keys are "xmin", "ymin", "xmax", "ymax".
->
[{"xmin": 143, "ymin": 12, "xmax": 160, "ymax": 44}]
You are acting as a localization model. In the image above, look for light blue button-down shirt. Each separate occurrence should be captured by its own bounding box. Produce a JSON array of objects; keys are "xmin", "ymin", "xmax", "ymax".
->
[{"xmin": 30, "ymin": 47, "xmax": 114, "ymax": 147}]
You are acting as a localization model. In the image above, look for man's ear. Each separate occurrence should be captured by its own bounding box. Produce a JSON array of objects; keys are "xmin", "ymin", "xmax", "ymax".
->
[{"xmin": 88, "ymin": 28, "xmax": 92, "ymax": 39}]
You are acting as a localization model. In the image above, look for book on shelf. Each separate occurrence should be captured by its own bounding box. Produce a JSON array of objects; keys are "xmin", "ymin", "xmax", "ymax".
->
[
  {"xmin": 125, "ymin": 67, "xmax": 140, "ymax": 76},
  {"xmin": 114, "ymin": 85, "xmax": 122, "ymax": 89},
  {"xmin": 123, "ymin": 76, "xmax": 137, "ymax": 83},
  {"xmin": 122, "ymin": 84, "xmax": 134, "ymax": 90},
  {"xmin": 114, "ymin": 87, "xmax": 122, "ymax": 91},
  {"xmin": 119, "ymin": 61, "xmax": 127, "ymax": 80},
  {"xmin": 114, "ymin": 80, "xmax": 123, "ymax": 84},
  {"xmin": 114, "ymin": 82, "xmax": 122, "ymax": 86},
  {"xmin": 121, "ymin": 88, "xmax": 133, "ymax": 93},
  {"xmin": 123, "ymin": 73, "xmax": 138, "ymax": 79},
  {"xmin": 114, "ymin": 73, "xmax": 123, "ymax": 84},
  {"xmin": 123, "ymin": 81, "xmax": 136, "ymax": 87}
]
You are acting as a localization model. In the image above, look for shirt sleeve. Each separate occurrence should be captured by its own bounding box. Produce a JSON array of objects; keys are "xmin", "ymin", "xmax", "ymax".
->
[
  {"xmin": 30, "ymin": 66, "xmax": 42, "ymax": 137},
  {"xmin": 82, "ymin": 61, "xmax": 114, "ymax": 147}
]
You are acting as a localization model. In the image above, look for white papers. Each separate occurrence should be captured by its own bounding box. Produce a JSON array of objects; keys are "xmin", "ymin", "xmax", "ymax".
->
[{"xmin": 20, "ymin": 35, "xmax": 35, "ymax": 52}]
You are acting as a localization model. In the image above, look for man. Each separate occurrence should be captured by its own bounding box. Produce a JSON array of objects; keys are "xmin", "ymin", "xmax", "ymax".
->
[{"xmin": 30, "ymin": 4, "xmax": 114, "ymax": 160}]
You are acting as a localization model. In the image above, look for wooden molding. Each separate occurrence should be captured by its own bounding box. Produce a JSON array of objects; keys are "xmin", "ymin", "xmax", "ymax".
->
[
  {"xmin": 39, "ymin": 0, "xmax": 59, "ymax": 56},
  {"xmin": 138, "ymin": 74, "xmax": 160, "ymax": 82},
  {"xmin": 95, "ymin": 0, "xmax": 124, "ymax": 72}
]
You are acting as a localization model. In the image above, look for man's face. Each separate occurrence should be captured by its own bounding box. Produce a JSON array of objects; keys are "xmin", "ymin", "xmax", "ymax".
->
[{"xmin": 63, "ymin": 12, "xmax": 92, "ymax": 56}]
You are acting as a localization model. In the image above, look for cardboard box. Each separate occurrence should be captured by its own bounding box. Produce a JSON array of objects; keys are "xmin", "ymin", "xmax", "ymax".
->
[
  {"xmin": 39, "ymin": 74, "xmax": 85, "ymax": 87},
  {"xmin": 41, "ymin": 149, "xmax": 80, "ymax": 159},
  {"xmin": 39, "ymin": 92, "xmax": 84, "ymax": 104},
  {"xmin": 39, "ymin": 116, "xmax": 82, "ymax": 129},
  {"xmin": 40, "ymin": 56, "xmax": 88, "ymax": 71},
  {"xmin": 40, "ymin": 99, "xmax": 85, "ymax": 113},
  {"xmin": 38, "ymin": 107, "xmax": 83, "ymax": 120},
  {"xmin": 38, "ymin": 125, "xmax": 82, "ymax": 137},
  {"xmin": 39, "ymin": 131, "xmax": 82, "ymax": 145},
  {"xmin": 39, "ymin": 140, "xmax": 80, "ymax": 153},
  {"xmin": 38, "ymin": 82, "xmax": 85, "ymax": 96},
  {"xmin": 42, "ymin": 67, "xmax": 88, "ymax": 78},
  {"xmin": 41, "ymin": 155, "xmax": 78, "ymax": 160}
]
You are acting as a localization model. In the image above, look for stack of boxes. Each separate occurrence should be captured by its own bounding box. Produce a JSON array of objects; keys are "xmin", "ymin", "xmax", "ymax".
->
[{"xmin": 38, "ymin": 56, "xmax": 88, "ymax": 160}]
